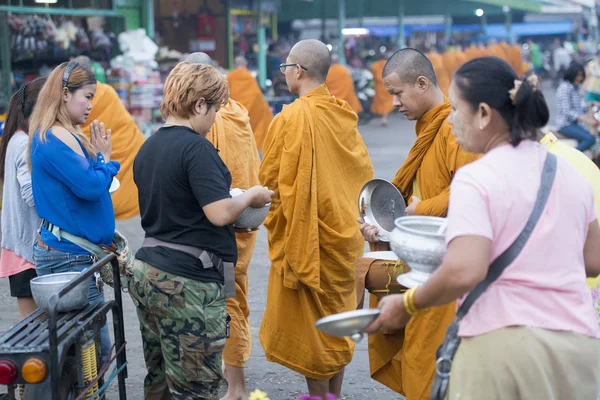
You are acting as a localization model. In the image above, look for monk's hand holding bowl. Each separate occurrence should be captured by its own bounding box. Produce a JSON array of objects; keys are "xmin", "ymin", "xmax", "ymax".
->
[
  {"xmin": 358, "ymin": 218, "xmax": 380, "ymax": 243},
  {"xmin": 405, "ymin": 196, "xmax": 421, "ymax": 216},
  {"xmin": 364, "ymin": 294, "xmax": 411, "ymax": 334}
]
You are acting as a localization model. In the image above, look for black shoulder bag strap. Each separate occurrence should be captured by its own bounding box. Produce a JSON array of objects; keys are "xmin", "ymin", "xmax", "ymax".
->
[{"xmin": 431, "ymin": 152, "xmax": 557, "ymax": 400}]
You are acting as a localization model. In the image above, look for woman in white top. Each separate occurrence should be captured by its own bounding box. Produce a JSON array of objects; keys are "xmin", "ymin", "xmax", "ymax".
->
[{"xmin": 0, "ymin": 78, "xmax": 46, "ymax": 319}]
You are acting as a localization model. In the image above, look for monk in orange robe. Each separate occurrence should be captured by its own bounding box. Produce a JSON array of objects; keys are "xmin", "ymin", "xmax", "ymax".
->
[
  {"xmin": 488, "ymin": 38, "xmax": 508, "ymax": 61},
  {"xmin": 359, "ymin": 48, "xmax": 479, "ymax": 400},
  {"xmin": 506, "ymin": 42, "xmax": 526, "ymax": 76},
  {"xmin": 185, "ymin": 52, "xmax": 260, "ymax": 400},
  {"xmin": 76, "ymin": 58, "xmax": 145, "ymax": 225},
  {"xmin": 325, "ymin": 54, "xmax": 363, "ymax": 114},
  {"xmin": 227, "ymin": 55, "xmax": 273, "ymax": 150},
  {"xmin": 426, "ymin": 50, "xmax": 451, "ymax": 96},
  {"xmin": 370, "ymin": 57, "xmax": 395, "ymax": 126},
  {"xmin": 259, "ymin": 39, "xmax": 374, "ymax": 399},
  {"xmin": 464, "ymin": 43, "xmax": 481, "ymax": 61}
]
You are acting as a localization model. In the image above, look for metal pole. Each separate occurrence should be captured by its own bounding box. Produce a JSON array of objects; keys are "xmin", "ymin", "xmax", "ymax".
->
[
  {"xmin": 321, "ymin": 0, "xmax": 326, "ymax": 42},
  {"xmin": 226, "ymin": 0, "xmax": 233, "ymax": 69},
  {"xmin": 271, "ymin": 12, "xmax": 278, "ymax": 41},
  {"xmin": 481, "ymin": 14, "xmax": 487, "ymax": 34},
  {"xmin": 258, "ymin": 0, "xmax": 267, "ymax": 89},
  {"xmin": 144, "ymin": 0, "xmax": 155, "ymax": 38},
  {"xmin": 338, "ymin": 0, "xmax": 347, "ymax": 65},
  {"xmin": 444, "ymin": 3, "xmax": 451, "ymax": 47},
  {"xmin": 505, "ymin": 7, "xmax": 512, "ymax": 43},
  {"xmin": 397, "ymin": 0, "xmax": 405, "ymax": 49}
]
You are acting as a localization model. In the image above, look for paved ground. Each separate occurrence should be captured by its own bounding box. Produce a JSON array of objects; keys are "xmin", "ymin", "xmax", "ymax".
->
[{"xmin": 0, "ymin": 85, "xmax": 558, "ymax": 400}]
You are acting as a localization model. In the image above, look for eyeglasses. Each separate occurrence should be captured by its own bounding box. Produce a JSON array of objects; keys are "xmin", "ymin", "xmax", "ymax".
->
[
  {"xmin": 279, "ymin": 63, "xmax": 308, "ymax": 74},
  {"xmin": 62, "ymin": 60, "xmax": 80, "ymax": 89}
]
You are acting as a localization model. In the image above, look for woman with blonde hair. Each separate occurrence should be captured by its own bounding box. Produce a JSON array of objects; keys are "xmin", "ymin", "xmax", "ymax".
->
[
  {"xmin": 130, "ymin": 62, "xmax": 272, "ymax": 399},
  {"xmin": 29, "ymin": 60, "xmax": 117, "ymax": 361},
  {"xmin": 0, "ymin": 77, "xmax": 46, "ymax": 321}
]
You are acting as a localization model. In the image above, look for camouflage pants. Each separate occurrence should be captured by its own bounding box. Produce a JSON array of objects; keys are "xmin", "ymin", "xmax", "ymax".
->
[{"xmin": 129, "ymin": 259, "xmax": 227, "ymax": 400}]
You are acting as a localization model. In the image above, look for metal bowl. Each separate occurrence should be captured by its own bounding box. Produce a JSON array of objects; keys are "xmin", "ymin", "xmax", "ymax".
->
[
  {"xmin": 390, "ymin": 216, "xmax": 447, "ymax": 288},
  {"xmin": 30, "ymin": 272, "xmax": 90, "ymax": 313},
  {"xmin": 231, "ymin": 188, "xmax": 271, "ymax": 229},
  {"xmin": 315, "ymin": 308, "xmax": 381, "ymax": 343},
  {"xmin": 358, "ymin": 179, "xmax": 406, "ymax": 242}
]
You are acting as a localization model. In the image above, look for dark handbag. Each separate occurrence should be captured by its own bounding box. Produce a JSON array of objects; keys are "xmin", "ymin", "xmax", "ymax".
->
[{"xmin": 431, "ymin": 152, "xmax": 557, "ymax": 400}]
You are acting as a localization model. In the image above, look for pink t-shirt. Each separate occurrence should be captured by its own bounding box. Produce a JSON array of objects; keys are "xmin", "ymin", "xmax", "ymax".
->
[{"xmin": 446, "ymin": 140, "xmax": 598, "ymax": 338}]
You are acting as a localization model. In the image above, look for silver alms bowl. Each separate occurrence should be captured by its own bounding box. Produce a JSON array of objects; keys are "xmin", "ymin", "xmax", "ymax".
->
[
  {"xmin": 390, "ymin": 216, "xmax": 447, "ymax": 288},
  {"xmin": 30, "ymin": 272, "xmax": 90, "ymax": 313},
  {"xmin": 358, "ymin": 179, "xmax": 406, "ymax": 242}
]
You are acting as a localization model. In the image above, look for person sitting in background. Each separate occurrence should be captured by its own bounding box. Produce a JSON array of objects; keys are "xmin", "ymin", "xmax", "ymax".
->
[
  {"xmin": 586, "ymin": 50, "xmax": 600, "ymax": 104},
  {"xmin": 131, "ymin": 62, "xmax": 272, "ymax": 399},
  {"xmin": 75, "ymin": 56, "xmax": 146, "ymax": 252},
  {"xmin": 367, "ymin": 56, "xmax": 600, "ymax": 400},
  {"xmin": 556, "ymin": 62, "xmax": 598, "ymax": 152},
  {"xmin": 29, "ymin": 61, "xmax": 117, "ymax": 362},
  {"xmin": 0, "ymin": 78, "xmax": 46, "ymax": 321}
]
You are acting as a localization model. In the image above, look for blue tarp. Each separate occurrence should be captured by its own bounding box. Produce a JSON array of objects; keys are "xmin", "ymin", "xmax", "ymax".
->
[{"xmin": 350, "ymin": 21, "xmax": 573, "ymax": 38}]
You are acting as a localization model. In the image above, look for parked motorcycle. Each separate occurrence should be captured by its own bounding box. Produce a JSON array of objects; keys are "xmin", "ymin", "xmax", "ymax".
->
[{"xmin": 350, "ymin": 67, "xmax": 376, "ymax": 125}]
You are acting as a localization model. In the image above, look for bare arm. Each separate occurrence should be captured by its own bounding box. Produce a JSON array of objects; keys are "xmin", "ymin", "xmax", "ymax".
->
[
  {"xmin": 584, "ymin": 220, "xmax": 600, "ymax": 278},
  {"xmin": 202, "ymin": 186, "xmax": 273, "ymax": 227}
]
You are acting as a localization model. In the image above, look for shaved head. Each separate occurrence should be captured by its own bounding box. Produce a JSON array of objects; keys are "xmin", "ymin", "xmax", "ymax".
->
[
  {"xmin": 288, "ymin": 39, "xmax": 331, "ymax": 82},
  {"xmin": 383, "ymin": 48, "xmax": 437, "ymax": 86},
  {"xmin": 234, "ymin": 55, "xmax": 247, "ymax": 68},
  {"xmin": 73, "ymin": 55, "xmax": 92, "ymax": 69},
  {"xmin": 183, "ymin": 52, "xmax": 213, "ymax": 66}
]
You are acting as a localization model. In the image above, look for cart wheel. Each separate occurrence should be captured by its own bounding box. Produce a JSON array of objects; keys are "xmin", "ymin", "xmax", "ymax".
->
[{"xmin": 23, "ymin": 357, "xmax": 76, "ymax": 400}]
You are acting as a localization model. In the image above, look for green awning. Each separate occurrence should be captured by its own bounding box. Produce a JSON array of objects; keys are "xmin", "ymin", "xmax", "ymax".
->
[{"xmin": 461, "ymin": 0, "xmax": 542, "ymax": 12}]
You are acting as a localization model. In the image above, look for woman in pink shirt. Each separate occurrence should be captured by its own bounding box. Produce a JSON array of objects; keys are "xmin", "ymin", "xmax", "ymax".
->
[{"xmin": 367, "ymin": 57, "xmax": 600, "ymax": 399}]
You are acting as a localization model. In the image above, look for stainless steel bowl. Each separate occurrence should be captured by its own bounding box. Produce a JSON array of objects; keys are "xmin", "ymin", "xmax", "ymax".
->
[
  {"xmin": 30, "ymin": 272, "xmax": 90, "ymax": 313},
  {"xmin": 358, "ymin": 179, "xmax": 406, "ymax": 242},
  {"xmin": 315, "ymin": 308, "xmax": 381, "ymax": 343},
  {"xmin": 390, "ymin": 216, "xmax": 447, "ymax": 288},
  {"xmin": 231, "ymin": 188, "xmax": 271, "ymax": 229},
  {"xmin": 234, "ymin": 203, "xmax": 271, "ymax": 229}
]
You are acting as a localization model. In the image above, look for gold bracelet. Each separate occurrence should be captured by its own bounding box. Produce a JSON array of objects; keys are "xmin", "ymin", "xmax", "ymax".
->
[
  {"xmin": 408, "ymin": 287, "xmax": 418, "ymax": 315},
  {"xmin": 403, "ymin": 289, "xmax": 416, "ymax": 316}
]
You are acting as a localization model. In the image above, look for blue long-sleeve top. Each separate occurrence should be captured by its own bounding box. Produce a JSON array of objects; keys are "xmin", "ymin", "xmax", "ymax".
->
[{"xmin": 30, "ymin": 129, "xmax": 120, "ymax": 254}]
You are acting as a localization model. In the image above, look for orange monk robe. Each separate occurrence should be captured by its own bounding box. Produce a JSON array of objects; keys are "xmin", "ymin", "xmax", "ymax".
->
[
  {"xmin": 259, "ymin": 85, "xmax": 374, "ymax": 379},
  {"xmin": 368, "ymin": 101, "xmax": 480, "ymax": 399},
  {"xmin": 441, "ymin": 51, "xmax": 458, "ymax": 79},
  {"xmin": 454, "ymin": 51, "xmax": 468, "ymax": 72},
  {"xmin": 506, "ymin": 44, "xmax": 526, "ymax": 76},
  {"xmin": 81, "ymin": 83, "xmax": 144, "ymax": 220},
  {"xmin": 426, "ymin": 52, "xmax": 451, "ymax": 96},
  {"xmin": 326, "ymin": 64, "xmax": 363, "ymax": 114},
  {"xmin": 464, "ymin": 46, "xmax": 478, "ymax": 61},
  {"xmin": 227, "ymin": 68, "xmax": 273, "ymax": 151},
  {"xmin": 488, "ymin": 44, "xmax": 508, "ymax": 61},
  {"xmin": 370, "ymin": 60, "xmax": 394, "ymax": 115},
  {"xmin": 206, "ymin": 99, "xmax": 260, "ymax": 367}
]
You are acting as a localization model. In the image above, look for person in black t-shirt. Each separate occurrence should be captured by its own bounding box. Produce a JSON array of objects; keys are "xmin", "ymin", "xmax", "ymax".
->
[{"xmin": 130, "ymin": 62, "xmax": 273, "ymax": 399}]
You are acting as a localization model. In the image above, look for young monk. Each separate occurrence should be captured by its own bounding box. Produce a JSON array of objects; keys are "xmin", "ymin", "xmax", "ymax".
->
[
  {"xmin": 259, "ymin": 39, "xmax": 374, "ymax": 399},
  {"xmin": 75, "ymin": 56, "xmax": 146, "ymax": 251},
  {"xmin": 227, "ymin": 55, "xmax": 273, "ymax": 151},
  {"xmin": 325, "ymin": 54, "xmax": 363, "ymax": 114},
  {"xmin": 370, "ymin": 55, "xmax": 395, "ymax": 126},
  {"xmin": 185, "ymin": 51, "xmax": 260, "ymax": 400},
  {"xmin": 358, "ymin": 48, "xmax": 479, "ymax": 400}
]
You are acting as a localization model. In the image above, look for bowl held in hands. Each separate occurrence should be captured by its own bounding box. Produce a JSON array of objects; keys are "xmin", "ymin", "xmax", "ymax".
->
[
  {"xmin": 390, "ymin": 216, "xmax": 447, "ymax": 288},
  {"xmin": 315, "ymin": 308, "xmax": 381, "ymax": 343},
  {"xmin": 230, "ymin": 188, "xmax": 271, "ymax": 229},
  {"xmin": 358, "ymin": 179, "xmax": 406, "ymax": 242}
]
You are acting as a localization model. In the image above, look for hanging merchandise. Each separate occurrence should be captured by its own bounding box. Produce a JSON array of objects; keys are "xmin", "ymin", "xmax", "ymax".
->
[{"xmin": 9, "ymin": 15, "xmax": 58, "ymax": 61}]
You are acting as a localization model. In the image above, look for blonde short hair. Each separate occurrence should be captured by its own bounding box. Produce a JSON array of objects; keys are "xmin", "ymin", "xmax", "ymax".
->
[{"xmin": 160, "ymin": 62, "xmax": 229, "ymax": 119}]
